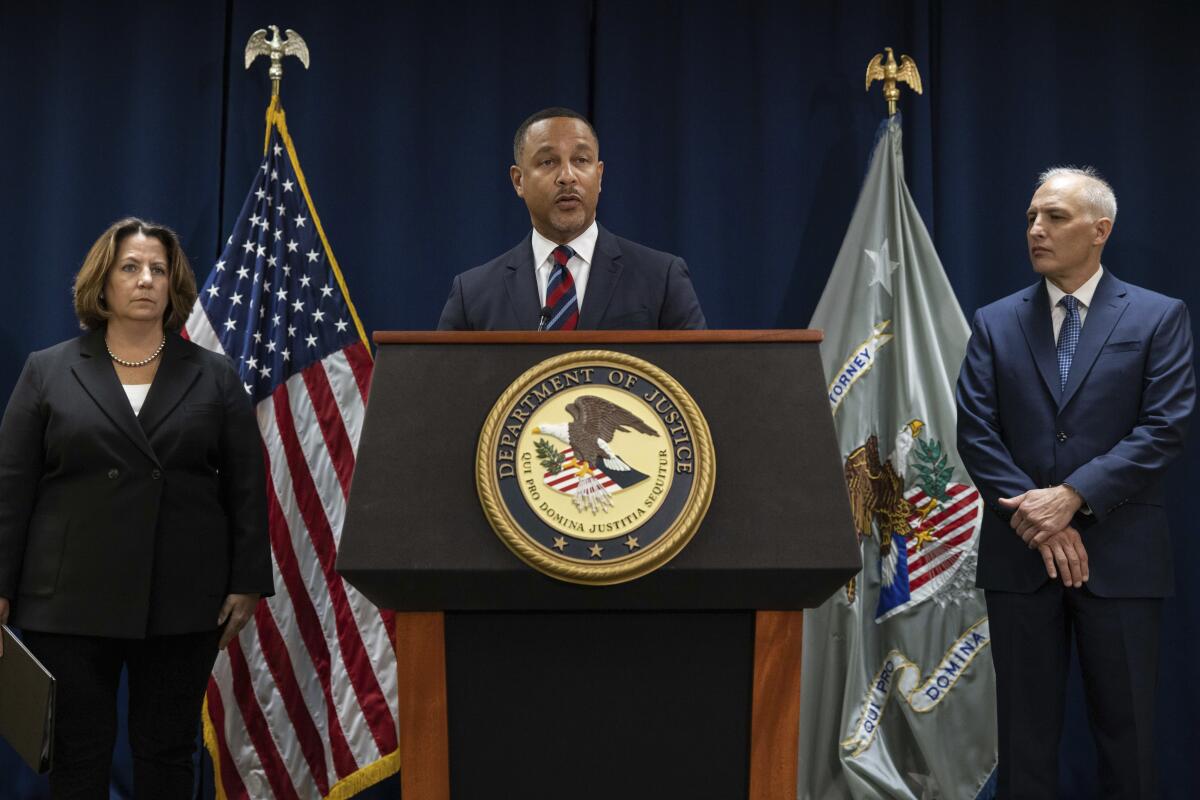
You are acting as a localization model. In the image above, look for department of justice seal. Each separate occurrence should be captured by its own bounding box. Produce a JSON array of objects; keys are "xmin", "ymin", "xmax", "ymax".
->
[{"xmin": 477, "ymin": 350, "xmax": 715, "ymax": 585}]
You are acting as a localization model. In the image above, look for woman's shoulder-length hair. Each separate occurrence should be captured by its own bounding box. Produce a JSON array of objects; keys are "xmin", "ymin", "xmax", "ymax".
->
[{"xmin": 73, "ymin": 217, "xmax": 199, "ymax": 331}]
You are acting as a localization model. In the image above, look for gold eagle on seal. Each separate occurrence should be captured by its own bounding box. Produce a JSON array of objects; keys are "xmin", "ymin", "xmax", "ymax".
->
[{"xmin": 533, "ymin": 395, "xmax": 660, "ymax": 513}]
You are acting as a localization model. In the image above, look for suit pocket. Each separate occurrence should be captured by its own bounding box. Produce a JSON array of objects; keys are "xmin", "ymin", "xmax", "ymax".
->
[
  {"xmin": 170, "ymin": 404, "xmax": 224, "ymax": 460},
  {"xmin": 1101, "ymin": 340, "xmax": 1141, "ymax": 354},
  {"xmin": 18, "ymin": 515, "xmax": 69, "ymax": 597},
  {"xmin": 185, "ymin": 401, "xmax": 224, "ymax": 415}
]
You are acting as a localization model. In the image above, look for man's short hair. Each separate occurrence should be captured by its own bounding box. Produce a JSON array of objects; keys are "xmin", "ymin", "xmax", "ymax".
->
[
  {"xmin": 513, "ymin": 107, "xmax": 599, "ymax": 163},
  {"xmin": 1037, "ymin": 165, "xmax": 1118, "ymax": 222}
]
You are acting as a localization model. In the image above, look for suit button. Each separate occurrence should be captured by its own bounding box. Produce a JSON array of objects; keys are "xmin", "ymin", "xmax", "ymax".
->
[
  {"xmin": 1056, "ymin": 431, "xmax": 1068, "ymax": 443},
  {"xmin": 151, "ymin": 469, "xmax": 162, "ymax": 480},
  {"xmin": 107, "ymin": 468, "xmax": 119, "ymax": 479}
]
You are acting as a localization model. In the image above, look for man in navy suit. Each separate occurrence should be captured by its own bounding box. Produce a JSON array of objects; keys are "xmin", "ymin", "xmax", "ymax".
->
[
  {"xmin": 437, "ymin": 107, "xmax": 705, "ymax": 330},
  {"xmin": 957, "ymin": 167, "xmax": 1195, "ymax": 799}
]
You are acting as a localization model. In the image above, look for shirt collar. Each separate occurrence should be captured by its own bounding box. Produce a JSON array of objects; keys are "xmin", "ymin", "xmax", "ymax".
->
[
  {"xmin": 1046, "ymin": 265, "xmax": 1104, "ymax": 310},
  {"xmin": 531, "ymin": 220, "xmax": 599, "ymax": 270}
]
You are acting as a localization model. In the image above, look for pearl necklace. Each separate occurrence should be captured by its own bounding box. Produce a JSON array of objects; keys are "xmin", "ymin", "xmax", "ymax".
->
[{"xmin": 106, "ymin": 335, "xmax": 166, "ymax": 368}]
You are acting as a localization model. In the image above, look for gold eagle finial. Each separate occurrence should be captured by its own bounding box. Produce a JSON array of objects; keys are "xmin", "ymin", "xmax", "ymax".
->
[
  {"xmin": 865, "ymin": 47, "xmax": 922, "ymax": 116},
  {"xmin": 245, "ymin": 25, "xmax": 311, "ymax": 99}
]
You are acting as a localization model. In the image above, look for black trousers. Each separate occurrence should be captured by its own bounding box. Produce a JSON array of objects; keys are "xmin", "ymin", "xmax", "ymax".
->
[
  {"xmin": 20, "ymin": 628, "xmax": 220, "ymax": 800},
  {"xmin": 986, "ymin": 583, "xmax": 1162, "ymax": 800}
]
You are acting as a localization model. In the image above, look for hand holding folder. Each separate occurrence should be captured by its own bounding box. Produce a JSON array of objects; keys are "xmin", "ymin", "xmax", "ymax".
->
[{"xmin": 0, "ymin": 624, "xmax": 55, "ymax": 774}]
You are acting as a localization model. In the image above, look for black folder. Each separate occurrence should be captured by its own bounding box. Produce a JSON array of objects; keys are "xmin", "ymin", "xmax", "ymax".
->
[{"xmin": 0, "ymin": 625, "xmax": 54, "ymax": 773}]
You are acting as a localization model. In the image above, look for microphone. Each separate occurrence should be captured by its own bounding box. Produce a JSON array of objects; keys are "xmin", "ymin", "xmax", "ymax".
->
[{"xmin": 538, "ymin": 305, "xmax": 553, "ymax": 331}]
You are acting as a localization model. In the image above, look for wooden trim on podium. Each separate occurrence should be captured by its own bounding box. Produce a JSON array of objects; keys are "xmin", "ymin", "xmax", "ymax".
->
[
  {"xmin": 395, "ymin": 612, "xmax": 450, "ymax": 800},
  {"xmin": 373, "ymin": 329, "xmax": 823, "ymax": 345},
  {"xmin": 748, "ymin": 610, "xmax": 805, "ymax": 800},
  {"xmin": 394, "ymin": 609, "xmax": 806, "ymax": 797}
]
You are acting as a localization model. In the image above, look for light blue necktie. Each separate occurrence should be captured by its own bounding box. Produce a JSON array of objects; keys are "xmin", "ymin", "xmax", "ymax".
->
[{"xmin": 1057, "ymin": 295, "xmax": 1080, "ymax": 391}]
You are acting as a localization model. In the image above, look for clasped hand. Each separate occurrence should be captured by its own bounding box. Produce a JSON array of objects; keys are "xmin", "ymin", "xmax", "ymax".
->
[{"xmin": 998, "ymin": 486, "xmax": 1088, "ymax": 587}]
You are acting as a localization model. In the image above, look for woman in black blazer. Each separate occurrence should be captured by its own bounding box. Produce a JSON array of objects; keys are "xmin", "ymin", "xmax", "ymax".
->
[{"xmin": 0, "ymin": 218, "xmax": 273, "ymax": 797}]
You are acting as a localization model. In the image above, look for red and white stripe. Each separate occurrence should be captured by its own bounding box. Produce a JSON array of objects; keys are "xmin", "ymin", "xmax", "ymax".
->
[
  {"xmin": 544, "ymin": 447, "xmax": 618, "ymax": 494},
  {"xmin": 187, "ymin": 304, "xmax": 399, "ymax": 799},
  {"xmin": 903, "ymin": 484, "xmax": 981, "ymax": 595}
]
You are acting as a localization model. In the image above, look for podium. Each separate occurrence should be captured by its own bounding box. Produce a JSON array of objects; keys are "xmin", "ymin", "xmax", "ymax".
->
[{"xmin": 338, "ymin": 331, "xmax": 860, "ymax": 799}]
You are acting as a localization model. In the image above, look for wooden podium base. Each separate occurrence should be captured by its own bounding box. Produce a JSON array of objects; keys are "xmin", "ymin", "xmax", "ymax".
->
[
  {"xmin": 395, "ymin": 612, "xmax": 450, "ymax": 800},
  {"xmin": 395, "ymin": 610, "xmax": 803, "ymax": 799},
  {"xmin": 748, "ymin": 610, "xmax": 805, "ymax": 799}
]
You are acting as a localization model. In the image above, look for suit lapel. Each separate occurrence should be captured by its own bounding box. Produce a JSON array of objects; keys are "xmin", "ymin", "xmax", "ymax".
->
[
  {"xmin": 578, "ymin": 226, "xmax": 623, "ymax": 330},
  {"xmin": 1016, "ymin": 281, "xmax": 1062, "ymax": 403},
  {"xmin": 70, "ymin": 330, "xmax": 160, "ymax": 467},
  {"xmin": 137, "ymin": 334, "xmax": 201, "ymax": 438},
  {"xmin": 1060, "ymin": 271, "xmax": 1129, "ymax": 409},
  {"xmin": 502, "ymin": 234, "xmax": 542, "ymax": 330}
]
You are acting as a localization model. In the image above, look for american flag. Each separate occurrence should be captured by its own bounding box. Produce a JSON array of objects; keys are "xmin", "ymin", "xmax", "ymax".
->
[{"xmin": 185, "ymin": 100, "xmax": 399, "ymax": 799}]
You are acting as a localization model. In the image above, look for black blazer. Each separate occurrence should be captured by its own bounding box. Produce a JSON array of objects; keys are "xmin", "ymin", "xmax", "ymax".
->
[
  {"xmin": 0, "ymin": 330, "xmax": 273, "ymax": 638},
  {"xmin": 436, "ymin": 225, "xmax": 707, "ymax": 330}
]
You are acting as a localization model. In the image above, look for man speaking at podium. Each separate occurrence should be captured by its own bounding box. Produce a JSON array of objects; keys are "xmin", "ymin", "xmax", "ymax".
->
[{"xmin": 437, "ymin": 107, "xmax": 706, "ymax": 331}]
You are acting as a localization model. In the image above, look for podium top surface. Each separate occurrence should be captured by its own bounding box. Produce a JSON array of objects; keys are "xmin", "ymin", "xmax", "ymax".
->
[{"xmin": 373, "ymin": 329, "xmax": 823, "ymax": 345}]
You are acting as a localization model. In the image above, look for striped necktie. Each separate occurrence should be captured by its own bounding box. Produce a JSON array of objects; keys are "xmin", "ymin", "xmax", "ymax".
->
[
  {"xmin": 1057, "ymin": 295, "xmax": 1081, "ymax": 391},
  {"xmin": 544, "ymin": 245, "xmax": 579, "ymax": 330}
]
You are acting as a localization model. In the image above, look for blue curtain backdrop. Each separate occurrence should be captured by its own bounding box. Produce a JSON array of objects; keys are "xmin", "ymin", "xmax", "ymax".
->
[{"xmin": 1, "ymin": 1, "xmax": 1196, "ymax": 797}]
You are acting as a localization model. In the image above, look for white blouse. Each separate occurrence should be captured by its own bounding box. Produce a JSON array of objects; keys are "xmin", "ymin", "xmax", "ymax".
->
[{"xmin": 122, "ymin": 383, "xmax": 152, "ymax": 416}]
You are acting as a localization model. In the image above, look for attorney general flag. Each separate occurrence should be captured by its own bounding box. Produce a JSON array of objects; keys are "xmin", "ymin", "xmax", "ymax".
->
[{"xmin": 798, "ymin": 115, "xmax": 997, "ymax": 799}]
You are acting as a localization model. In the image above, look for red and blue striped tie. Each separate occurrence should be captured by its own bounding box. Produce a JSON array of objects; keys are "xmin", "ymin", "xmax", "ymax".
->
[{"xmin": 544, "ymin": 245, "xmax": 579, "ymax": 330}]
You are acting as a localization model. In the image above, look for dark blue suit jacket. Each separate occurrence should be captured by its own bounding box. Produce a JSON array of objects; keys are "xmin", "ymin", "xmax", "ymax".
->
[
  {"xmin": 956, "ymin": 271, "xmax": 1195, "ymax": 596},
  {"xmin": 436, "ymin": 225, "xmax": 706, "ymax": 330}
]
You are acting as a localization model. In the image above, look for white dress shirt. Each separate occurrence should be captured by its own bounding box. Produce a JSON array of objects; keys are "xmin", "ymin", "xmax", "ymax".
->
[
  {"xmin": 1046, "ymin": 266, "xmax": 1104, "ymax": 341},
  {"xmin": 532, "ymin": 221, "xmax": 599, "ymax": 311}
]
